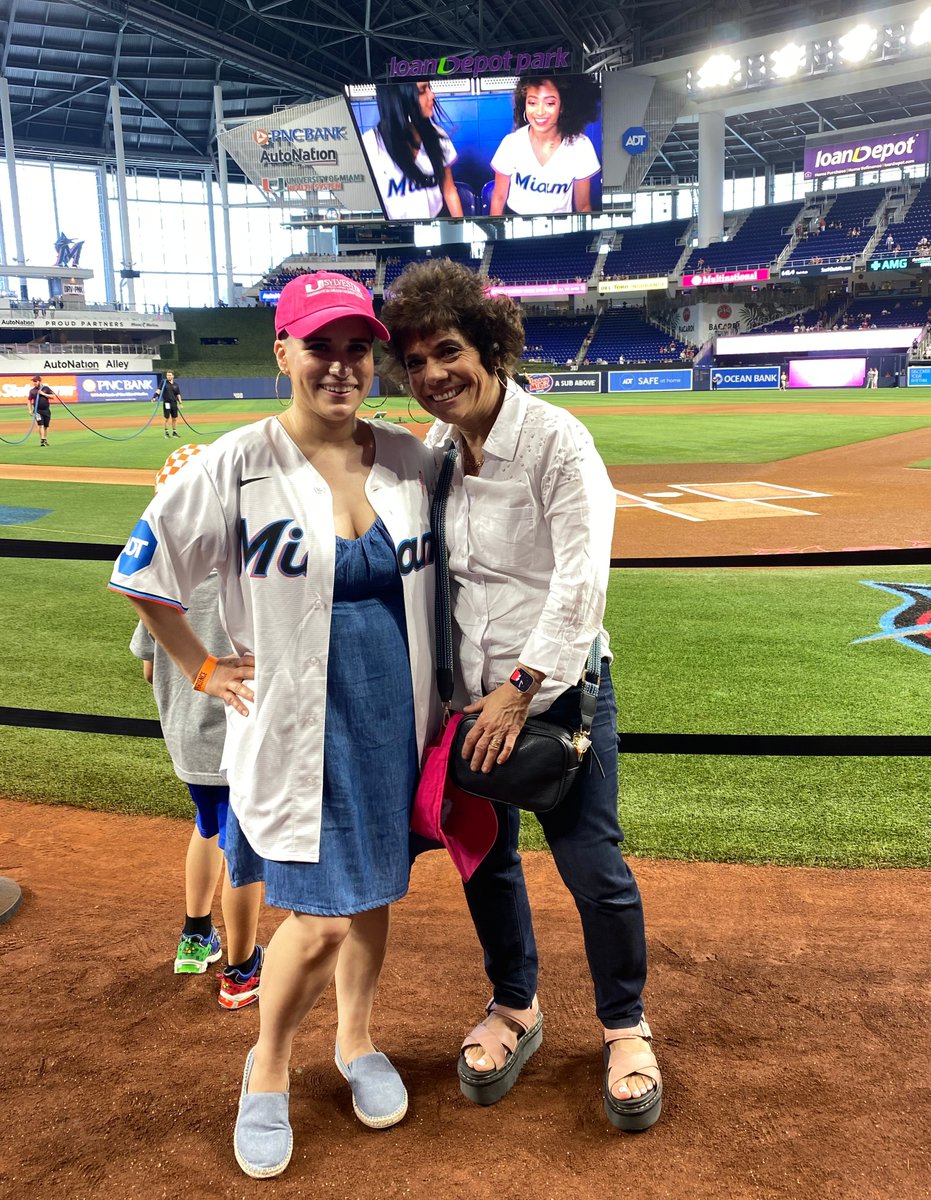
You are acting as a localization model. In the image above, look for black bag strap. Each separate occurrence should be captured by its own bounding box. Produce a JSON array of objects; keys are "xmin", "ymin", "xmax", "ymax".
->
[
  {"xmin": 429, "ymin": 438, "xmax": 600, "ymax": 731},
  {"xmin": 431, "ymin": 440, "xmax": 458, "ymax": 709}
]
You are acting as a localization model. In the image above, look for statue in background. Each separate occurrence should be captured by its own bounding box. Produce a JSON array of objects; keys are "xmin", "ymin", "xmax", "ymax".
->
[{"xmin": 54, "ymin": 231, "xmax": 83, "ymax": 267}]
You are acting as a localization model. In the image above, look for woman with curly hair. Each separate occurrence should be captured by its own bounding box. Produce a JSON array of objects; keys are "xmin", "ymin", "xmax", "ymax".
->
[
  {"xmin": 362, "ymin": 81, "xmax": 463, "ymax": 220},
  {"xmin": 489, "ymin": 74, "xmax": 601, "ymax": 216},
  {"xmin": 381, "ymin": 258, "xmax": 662, "ymax": 1132}
]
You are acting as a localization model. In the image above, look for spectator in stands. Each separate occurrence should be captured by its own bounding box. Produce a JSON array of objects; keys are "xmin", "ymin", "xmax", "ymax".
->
[
  {"xmin": 362, "ymin": 81, "xmax": 463, "ymax": 221},
  {"xmin": 381, "ymin": 255, "xmax": 663, "ymax": 1136},
  {"xmin": 489, "ymin": 74, "xmax": 600, "ymax": 217},
  {"xmin": 886, "ymin": 233, "xmax": 895, "ymax": 251}
]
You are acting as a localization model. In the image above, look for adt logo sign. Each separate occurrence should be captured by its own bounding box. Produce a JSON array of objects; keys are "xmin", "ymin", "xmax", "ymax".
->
[{"xmin": 622, "ymin": 127, "xmax": 649, "ymax": 155}]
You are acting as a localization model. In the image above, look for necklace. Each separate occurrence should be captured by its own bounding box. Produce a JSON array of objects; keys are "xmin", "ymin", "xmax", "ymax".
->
[{"xmin": 461, "ymin": 441, "xmax": 484, "ymax": 476}]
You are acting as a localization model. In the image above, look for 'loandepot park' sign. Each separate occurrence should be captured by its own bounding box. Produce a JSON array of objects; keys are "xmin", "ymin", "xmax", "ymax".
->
[
  {"xmin": 804, "ymin": 129, "xmax": 930, "ymax": 180},
  {"xmin": 389, "ymin": 47, "xmax": 570, "ymax": 78}
]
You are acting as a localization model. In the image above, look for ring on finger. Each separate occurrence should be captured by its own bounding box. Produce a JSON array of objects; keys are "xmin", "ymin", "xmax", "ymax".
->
[{"xmin": 489, "ymin": 737, "xmax": 503, "ymax": 749}]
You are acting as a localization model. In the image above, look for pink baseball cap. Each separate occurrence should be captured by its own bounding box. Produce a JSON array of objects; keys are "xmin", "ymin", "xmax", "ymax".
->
[
  {"xmin": 411, "ymin": 713, "xmax": 498, "ymax": 882},
  {"xmin": 274, "ymin": 272, "xmax": 389, "ymax": 342}
]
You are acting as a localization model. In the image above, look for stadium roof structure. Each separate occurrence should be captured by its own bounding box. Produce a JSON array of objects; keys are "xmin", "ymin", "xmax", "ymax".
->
[{"xmin": 3, "ymin": 0, "xmax": 931, "ymax": 184}]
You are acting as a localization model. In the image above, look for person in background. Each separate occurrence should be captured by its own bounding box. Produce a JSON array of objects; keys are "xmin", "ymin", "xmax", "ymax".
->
[
  {"xmin": 131, "ymin": 443, "xmax": 265, "ymax": 1007},
  {"xmin": 361, "ymin": 81, "xmax": 463, "ymax": 221},
  {"xmin": 382, "ymin": 258, "xmax": 662, "ymax": 1134},
  {"xmin": 27, "ymin": 374, "xmax": 54, "ymax": 447},
  {"xmin": 110, "ymin": 271, "xmax": 437, "ymax": 1180},
  {"xmin": 489, "ymin": 74, "xmax": 601, "ymax": 216},
  {"xmin": 155, "ymin": 370, "xmax": 183, "ymax": 438}
]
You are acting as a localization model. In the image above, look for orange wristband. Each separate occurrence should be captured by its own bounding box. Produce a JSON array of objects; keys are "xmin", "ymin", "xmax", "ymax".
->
[{"xmin": 192, "ymin": 654, "xmax": 219, "ymax": 692}]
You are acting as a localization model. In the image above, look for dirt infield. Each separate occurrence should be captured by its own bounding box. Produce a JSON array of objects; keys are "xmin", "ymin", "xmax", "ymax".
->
[
  {"xmin": 612, "ymin": 425, "xmax": 931, "ymax": 557},
  {"xmin": 2, "ymin": 797, "xmax": 928, "ymax": 1200},
  {"xmin": 6, "ymin": 424, "xmax": 931, "ymax": 561},
  {"xmin": 3, "ymin": 412, "xmax": 930, "ymax": 1198}
]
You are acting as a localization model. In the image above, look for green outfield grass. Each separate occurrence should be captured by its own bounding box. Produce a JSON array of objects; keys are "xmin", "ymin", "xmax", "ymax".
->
[
  {"xmin": 3, "ymin": 389, "xmax": 931, "ymax": 472},
  {"xmin": 578, "ymin": 412, "xmax": 931, "ymax": 464},
  {"xmin": 3, "ymin": 386, "xmax": 931, "ymax": 867},
  {"xmin": 0, "ymin": 481, "xmax": 152, "ymax": 542},
  {"xmin": 1, "ymin": 557, "xmax": 929, "ymax": 867}
]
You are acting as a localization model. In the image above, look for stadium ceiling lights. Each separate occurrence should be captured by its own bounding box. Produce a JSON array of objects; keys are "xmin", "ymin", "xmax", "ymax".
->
[
  {"xmin": 686, "ymin": 11, "xmax": 931, "ymax": 94},
  {"xmin": 691, "ymin": 52, "xmax": 743, "ymax": 90}
]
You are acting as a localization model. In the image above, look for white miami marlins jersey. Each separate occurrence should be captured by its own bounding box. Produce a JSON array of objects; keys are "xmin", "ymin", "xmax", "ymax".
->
[
  {"xmin": 110, "ymin": 416, "xmax": 438, "ymax": 862},
  {"xmin": 362, "ymin": 125, "xmax": 457, "ymax": 220},
  {"xmin": 491, "ymin": 125, "xmax": 600, "ymax": 215}
]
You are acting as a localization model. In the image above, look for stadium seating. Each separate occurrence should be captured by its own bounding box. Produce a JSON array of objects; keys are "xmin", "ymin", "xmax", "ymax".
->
[
  {"xmin": 682, "ymin": 201, "xmax": 803, "ymax": 273},
  {"xmin": 600, "ymin": 219, "xmax": 690, "ymax": 281},
  {"xmin": 586, "ymin": 305, "xmax": 688, "ymax": 363},
  {"xmin": 381, "ymin": 244, "xmax": 477, "ymax": 288},
  {"xmin": 521, "ymin": 314, "xmax": 593, "ymax": 363},
  {"xmin": 870, "ymin": 178, "xmax": 931, "ymax": 257},
  {"xmin": 486, "ymin": 232, "xmax": 595, "ymax": 286},
  {"xmin": 782, "ymin": 188, "xmax": 885, "ymax": 269}
]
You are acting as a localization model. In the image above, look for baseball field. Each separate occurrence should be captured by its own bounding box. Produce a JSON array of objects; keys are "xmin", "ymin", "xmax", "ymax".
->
[{"xmin": 1, "ymin": 386, "xmax": 929, "ymax": 1199}]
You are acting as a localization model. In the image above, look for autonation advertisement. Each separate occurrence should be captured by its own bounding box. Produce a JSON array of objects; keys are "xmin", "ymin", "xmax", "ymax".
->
[
  {"xmin": 608, "ymin": 368, "xmax": 692, "ymax": 392},
  {"xmin": 804, "ymin": 129, "xmax": 930, "ymax": 180},
  {"xmin": 524, "ymin": 372, "xmax": 601, "ymax": 394},
  {"xmin": 711, "ymin": 367, "xmax": 779, "ymax": 390}
]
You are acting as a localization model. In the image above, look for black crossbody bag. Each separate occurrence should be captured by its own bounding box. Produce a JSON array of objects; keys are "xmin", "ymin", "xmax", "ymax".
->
[{"xmin": 431, "ymin": 441, "xmax": 600, "ymax": 814}]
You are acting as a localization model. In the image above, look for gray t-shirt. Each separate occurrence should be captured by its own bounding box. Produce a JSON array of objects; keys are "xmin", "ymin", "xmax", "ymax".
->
[{"xmin": 130, "ymin": 573, "xmax": 232, "ymax": 785}]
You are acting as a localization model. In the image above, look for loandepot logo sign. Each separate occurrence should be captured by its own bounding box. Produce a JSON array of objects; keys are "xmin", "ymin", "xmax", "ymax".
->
[
  {"xmin": 852, "ymin": 582, "xmax": 931, "ymax": 656},
  {"xmin": 804, "ymin": 130, "xmax": 930, "ymax": 179},
  {"xmin": 388, "ymin": 47, "xmax": 570, "ymax": 78}
]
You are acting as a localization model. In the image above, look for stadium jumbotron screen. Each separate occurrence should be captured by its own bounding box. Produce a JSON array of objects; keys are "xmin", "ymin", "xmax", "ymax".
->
[{"xmin": 347, "ymin": 75, "xmax": 603, "ymax": 222}]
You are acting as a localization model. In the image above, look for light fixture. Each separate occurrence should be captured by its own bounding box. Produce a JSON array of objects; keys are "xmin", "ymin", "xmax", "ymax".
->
[
  {"xmin": 838, "ymin": 23, "xmax": 877, "ymax": 63},
  {"xmin": 770, "ymin": 42, "xmax": 807, "ymax": 79},
  {"xmin": 694, "ymin": 52, "xmax": 742, "ymax": 89},
  {"xmin": 911, "ymin": 6, "xmax": 931, "ymax": 45}
]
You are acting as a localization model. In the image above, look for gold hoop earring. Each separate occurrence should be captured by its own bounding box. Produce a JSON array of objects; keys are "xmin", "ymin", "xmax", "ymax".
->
[
  {"xmin": 494, "ymin": 365, "xmax": 509, "ymax": 390},
  {"xmin": 275, "ymin": 371, "xmax": 291, "ymax": 408},
  {"xmin": 406, "ymin": 394, "xmax": 431, "ymax": 424}
]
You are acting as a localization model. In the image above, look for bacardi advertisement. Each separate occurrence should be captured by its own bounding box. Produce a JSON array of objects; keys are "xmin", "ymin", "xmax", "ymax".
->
[{"xmin": 672, "ymin": 302, "xmax": 751, "ymax": 342}]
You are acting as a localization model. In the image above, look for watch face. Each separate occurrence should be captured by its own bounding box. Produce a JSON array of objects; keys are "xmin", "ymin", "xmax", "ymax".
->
[{"xmin": 509, "ymin": 667, "xmax": 534, "ymax": 692}]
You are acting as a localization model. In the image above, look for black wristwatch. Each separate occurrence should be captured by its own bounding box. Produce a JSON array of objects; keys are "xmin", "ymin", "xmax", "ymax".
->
[{"xmin": 509, "ymin": 666, "xmax": 536, "ymax": 693}]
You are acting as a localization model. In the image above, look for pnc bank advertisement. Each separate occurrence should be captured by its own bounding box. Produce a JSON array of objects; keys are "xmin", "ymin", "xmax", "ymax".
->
[{"xmin": 0, "ymin": 373, "xmax": 157, "ymax": 405}]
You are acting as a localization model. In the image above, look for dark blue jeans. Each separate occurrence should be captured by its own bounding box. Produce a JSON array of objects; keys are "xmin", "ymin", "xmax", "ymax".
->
[{"xmin": 462, "ymin": 662, "xmax": 647, "ymax": 1029}]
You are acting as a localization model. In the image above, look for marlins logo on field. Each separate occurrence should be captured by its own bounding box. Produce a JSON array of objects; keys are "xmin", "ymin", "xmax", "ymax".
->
[{"xmin": 852, "ymin": 581, "xmax": 931, "ymax": 656}]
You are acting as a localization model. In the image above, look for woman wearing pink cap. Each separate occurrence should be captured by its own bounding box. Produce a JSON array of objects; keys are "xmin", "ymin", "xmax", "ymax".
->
[{"xmin": 110, "ymin": 271, "xmax": 438, "ymax": 1178}]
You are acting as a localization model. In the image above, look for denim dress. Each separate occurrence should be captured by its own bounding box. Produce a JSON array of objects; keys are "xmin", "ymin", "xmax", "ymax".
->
[{"xmin": 225, "ymin": 517, "xmax": 418, "ymax": 916}]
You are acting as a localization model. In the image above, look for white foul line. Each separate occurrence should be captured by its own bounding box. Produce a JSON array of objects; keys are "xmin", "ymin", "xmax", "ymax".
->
[{"xmin": 614, "ymin": 489, "xmax": 704, "ymax": 522}]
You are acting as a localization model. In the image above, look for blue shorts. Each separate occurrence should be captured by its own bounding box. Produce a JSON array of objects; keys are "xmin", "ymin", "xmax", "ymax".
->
[{"xmin": 187, "ymin": 783, "xmax": 230, "ymax": 849}]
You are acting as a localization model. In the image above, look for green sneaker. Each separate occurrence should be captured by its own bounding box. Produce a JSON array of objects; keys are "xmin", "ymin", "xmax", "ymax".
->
[{"xmin": 174, "ymin": 928, "xmax": 222, "ymax": 974}]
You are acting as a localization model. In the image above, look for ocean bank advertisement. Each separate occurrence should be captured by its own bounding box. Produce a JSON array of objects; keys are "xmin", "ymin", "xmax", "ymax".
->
[
  {"xmin": 608, "ymin": 368, "xmax": 692, "ymax": 392},
  {"xmin": 711, "ymin": 367, "xmax": 779, "ymax": 390}
]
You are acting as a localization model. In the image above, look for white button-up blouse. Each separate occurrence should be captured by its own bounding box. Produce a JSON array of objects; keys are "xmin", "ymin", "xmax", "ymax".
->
[{"xmin": 426, "ymin": 381, "xmax": 614, "ymax": 717}]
